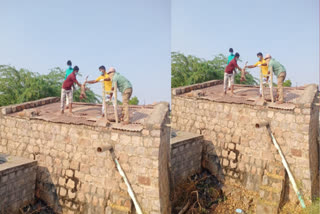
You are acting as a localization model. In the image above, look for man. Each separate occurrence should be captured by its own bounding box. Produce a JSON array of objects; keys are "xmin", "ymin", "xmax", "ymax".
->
[
  {"xmin": 65, "ymin": 60, "xmax": 74, "ymax": 108},
  {"xmin": 107, "ymin": 67, "xmax": 132, "ymax": 125},
  {"xmin": 61, "ymin": 66, "xmax": 82, "ymax": 114},
  {"xmin": 227, "ymin": 48, "xmax": 235, "ymax": 64},
  {"xmin": 264, "ymin": 54, "xmax": 286, "ymax": 104},
  {"xmin": 227, "ymin": 48, "xmax": 235, "ymax": 90},
  {"xmin": 86, "ymin": 66, "xmax": 112, "ymax": 116},
  {"xmin": 224, "ymin": 52, "xmax": 243, "ymax": 95},
  {"xmin": 246, "ymin": 52, "xmax": 269, "ymax": 96}
]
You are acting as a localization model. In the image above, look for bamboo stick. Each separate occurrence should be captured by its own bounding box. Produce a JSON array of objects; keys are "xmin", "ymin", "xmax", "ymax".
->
[
  {"xmin": 270, "ymin": 71, "xmax": 274, "ymax": 103},
  {"xmin": 260, "ymin": 71, "xmax": 264, "ymax": 100},
  {"xmin": 102, "ymin": 81, "xmax": 106, "ymax": 119},
  {"xmin": 114, "ymin": 82, "xmax": 119, "ymax": 123}
]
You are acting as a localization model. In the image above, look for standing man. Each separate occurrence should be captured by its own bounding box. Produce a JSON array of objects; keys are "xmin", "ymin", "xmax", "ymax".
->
[
  {"xmin": 246, "ymin": 52, "xmax": 269, "ymax": 96},
  {"xmin": 107, "ymin": 67, "xmax": 133, "ymax": 125},
  {"xmin": 224, "ymin": 53, "xmax": 243, "ymax": 95},
  {"xmin": 61, "ymin": 66, "xmax": 82, "ymax": 114},
  {"xmin": 65, "ymin": 60, "xmax": 74, "ymax": 108},
  {"xmin": 264, "ymin": 54, "xmax": 287, "ymax": 104},
  {"xmin": 86, "ymin": 66, "xmax": 112, "ymax": 116},
  {"xmin": 227, "ymin": 48, "xmax": 235, "ymax": 90}
]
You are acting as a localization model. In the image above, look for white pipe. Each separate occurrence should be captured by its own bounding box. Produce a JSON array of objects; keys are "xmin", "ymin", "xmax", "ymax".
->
[
  {"xmin": 267, "ymin": 126, "xmax": 306, "ymax": 208},
  {"xmin": 97, "ymin": 147, "xmax": 143, "ymax": 213},
  {"xmin": 114, "ymin": 158, "xmax": 143, "ymax": 214}
]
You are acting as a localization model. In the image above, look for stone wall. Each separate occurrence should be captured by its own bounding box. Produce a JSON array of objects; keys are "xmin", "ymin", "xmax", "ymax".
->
[
  {"xmin": 0, "ymin": 155, "xmax": 37, "ymax": 214},
  {"xmin": 170, "ymin": 131, "xmax": 203, "ymax": 186},
  {"xmin": 171, "ymin": 81, "xmax": 319, "ymax": 209},
  {"xmin": 0, "ymin": 99, "xmax": 171, "ymax": 214}
]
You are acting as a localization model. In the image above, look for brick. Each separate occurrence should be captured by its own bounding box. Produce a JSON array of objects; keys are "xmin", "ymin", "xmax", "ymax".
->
[
  {"xmin": 138, "ymin": 176, "xmax": 151, "ymax": 186},
  {"xmin": 291, "ymin": 149, "xmax": 302, "ymax": 157},
  {"xmin": 66, "ymin": 179, "xmax": 75, "ymax": 189},
  {"xmin": 60, "ymin": 187, "xmax": 67, "ymax": 196}
]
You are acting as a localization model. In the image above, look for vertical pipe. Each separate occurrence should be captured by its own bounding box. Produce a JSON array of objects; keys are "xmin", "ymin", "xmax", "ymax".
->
[
  {"xmin": 260, "ymin": 71, "xmax": 264, "ymax": 100},
  {"xmin": 266, "ymin": 126, "xmax": 306, "ymax": 208},
  {"xmin": 270, "ymin": 71, "xmax": 274, "ymax": 103},
  {"xmin": 114, "ymin": 82, "xmax": 119, "ymax": 123},
  {"xmin": 102, "ymin": 81, "xmax": 107, "ymax": 119}
]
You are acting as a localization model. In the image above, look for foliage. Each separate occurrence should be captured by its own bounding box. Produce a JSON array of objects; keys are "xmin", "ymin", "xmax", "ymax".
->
[
  {"xmin": 283, "ymin": 80, "xmax": 292, "ymax": 87},
  {"xmin": 171, "ymin": 52, "xmax": 258, "ymax": 88},
  {"xmin": 0, "ymin": 65, "xmax": 100, "ymax": 106},
  {"xmin": 129, "ymin": 96, "xmax": 139, "ymax": 105}
]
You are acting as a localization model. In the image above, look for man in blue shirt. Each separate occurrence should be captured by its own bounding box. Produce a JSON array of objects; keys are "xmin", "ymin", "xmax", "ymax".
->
[
  {"xmin": 227, "ymin": 48, "xmax": 235, "ymax": 90},
  {"xmin": 64, "ymin": 60, "xmax": 74, "ymax": 108}
]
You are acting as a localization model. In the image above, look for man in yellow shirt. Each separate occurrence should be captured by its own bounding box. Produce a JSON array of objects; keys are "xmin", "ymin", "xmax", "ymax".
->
[
  {"xmin": 246, "ymin": 52, "xmax": 269, "ymax": 96},
  {"xmin": 86, "ymin": 65, "xmax": 113, "ymax": 116}
]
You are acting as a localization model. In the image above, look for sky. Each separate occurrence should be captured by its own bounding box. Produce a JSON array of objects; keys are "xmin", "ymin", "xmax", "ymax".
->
[
  {"xmin": 0, "ymin": 0, "xmax": 170, "ymax": 104},
  {"xmin": 172, "ymin": 0, "xmax": 319, "ymax": 86}
]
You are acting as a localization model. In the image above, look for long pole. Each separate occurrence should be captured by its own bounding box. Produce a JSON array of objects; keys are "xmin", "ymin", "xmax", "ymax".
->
[
  {"xmin": 97, "ymin": 147, "xmax": 143, "ymax": 214},
  {"xmin": 114, "ymin": 82, "xmax": 119, "ymax": 123},
  {"xmin": 270, "ymin": 71, "xmax": 274, "ymax": 103},
  {"xmin": 263, "ymin": 125, "xmax": 306, "ymax": 208},
  {"xmin": 102, "ymin": 81, "xmax": 107, "ymax": 119}
]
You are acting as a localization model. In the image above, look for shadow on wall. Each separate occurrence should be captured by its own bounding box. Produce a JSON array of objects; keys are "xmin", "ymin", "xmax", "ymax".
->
[
  {"xmin": 202, "ymin": 140, "xmax": 226, "ymax": 184},
  {"xmin": 35, "ymin": 166, "xmax": 63, "ymax": 213}
]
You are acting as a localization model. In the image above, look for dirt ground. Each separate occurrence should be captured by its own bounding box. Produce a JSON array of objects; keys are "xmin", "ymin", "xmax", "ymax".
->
[{"xmin": 171, "ymin": 171, "xmax": 319, "ymax": 214}]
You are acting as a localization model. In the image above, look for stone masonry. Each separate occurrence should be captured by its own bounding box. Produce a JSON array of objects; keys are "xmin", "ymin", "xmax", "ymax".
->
[
  {"xmin": 172, "ymin": 80, "xmax": 319, "ymax": 212},
  {"xmin": 0, "ymin": 154, "xmax": 37, "ymax": 214},
  {"xmin": 0, "ymin": 98, "xmax": 171, "ymax": 214},
  {"xmin": 170, "ymin": 131, "xmax": 203, "ymax": 187}
]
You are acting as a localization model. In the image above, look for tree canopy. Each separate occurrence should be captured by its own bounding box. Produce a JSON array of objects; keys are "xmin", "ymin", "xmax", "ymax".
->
[
  {"xmin": 0, "ymin": 65, "xmax": 100, "ymax": 107},
  {"xmin": 129, "ymin": 96, "xmax": 139, "ymax": 105},
  {"xmin": 172, "ymin": 52, "xmax": 258, "ymax": 88}
]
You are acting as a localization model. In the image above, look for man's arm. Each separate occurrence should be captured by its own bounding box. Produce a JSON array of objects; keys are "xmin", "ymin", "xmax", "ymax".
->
[
  {"xmin": 246, "ymin": 65, "xmax": 257, "ymax": 69},
  {"xmin": 86, "ymin": 80, "xmax": 98, "ymax": 84},
  {"xmin": 74, "ymin": 79, "xmax": 81, "ymax": 87}
]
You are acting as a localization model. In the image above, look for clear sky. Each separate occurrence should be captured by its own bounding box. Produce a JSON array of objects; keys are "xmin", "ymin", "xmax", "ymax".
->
[
  {"xmin": 172, "ymin": 0, "xmax": 319, "ymax": 86},
  {"xmin": 0, "ymin": 0, "xmax": 170, "ymax": 104}
]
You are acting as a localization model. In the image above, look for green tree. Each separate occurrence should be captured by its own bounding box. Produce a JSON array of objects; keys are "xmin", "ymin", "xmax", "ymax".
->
[
  {"xmin": 171, "ymin": 52, "xmax": 258, "ymax": 88},
  {"xmin": 283, "ymin": 80, "xmax": 292, "ymax": 87},
  {"xmin": 129, "ymin": 96, "xmax": 139, "ymax": 105},
  {"xmin": 0, "ymin": 65, "xmax": 100, "ymax": 106}
]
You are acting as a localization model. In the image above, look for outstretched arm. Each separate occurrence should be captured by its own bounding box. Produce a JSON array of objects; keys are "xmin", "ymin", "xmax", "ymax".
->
[
  {"xmin": 246, "ymin": 65, "xmax": 257, "ymax": 69},
  {"xmin": 74, "ymin": 80, "xmax": 81, "ymax": 87},
  {"xmin": 86, "ymin": 80, "xmax": 98, "ymax": 84}
]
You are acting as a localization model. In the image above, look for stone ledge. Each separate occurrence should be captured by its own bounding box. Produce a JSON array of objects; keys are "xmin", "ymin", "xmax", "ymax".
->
[
  {"xmin": 172, "ymin": 80, "xmax": 223, "ymax": 95},
  {"xmin": 143, "ymin": 102, "xmax": 170, "ymax": 130},
  {"xmin": 1, "ymin": 97, "xmax": 59, "ymax": 116}
]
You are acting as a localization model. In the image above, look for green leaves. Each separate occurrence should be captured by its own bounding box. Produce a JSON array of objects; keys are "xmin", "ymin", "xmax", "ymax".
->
[
  {"xmin": 0, "ymin": 65, "xmax": 100, "ymax": 106},
  {"xmin": 129, "ymin": 96, "xmax": 139, "ymax": 105},
  {"xmin": 171, "ymin": 52, "xmax": 258, "ymax": 88}
]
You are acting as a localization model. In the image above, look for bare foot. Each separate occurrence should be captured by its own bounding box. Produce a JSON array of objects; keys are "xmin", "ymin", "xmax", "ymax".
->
[
  {"xmin": 224, "ymin": 91, "xmax": 227, "ymax": 96},
  {"xmin": 122, "ymin": 121, "xmax": 129, "ymax": 125},
  {"xmin": 276, "ymin": 101, "xmax": 284, "ymax": 104},
  {"xmin": 60, "ymin": 110, "xmax": 64, "ymax": 115}
]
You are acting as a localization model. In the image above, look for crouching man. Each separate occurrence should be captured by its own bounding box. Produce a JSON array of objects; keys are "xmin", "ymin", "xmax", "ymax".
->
[
  {"xmin": 107, "ymin": 67, "xmax": 132, "ymax": 125},
  {"xmin": 61, "ymin": 66, "xmax": 81, "ymax": 114}
]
